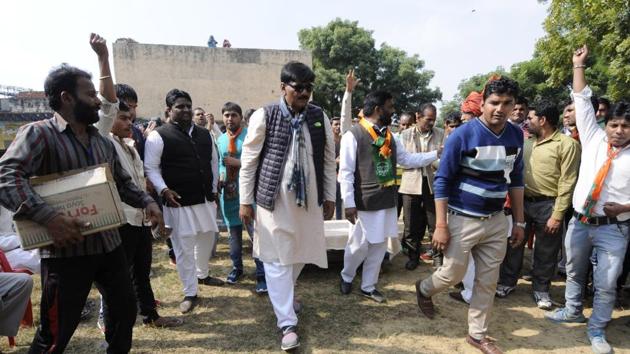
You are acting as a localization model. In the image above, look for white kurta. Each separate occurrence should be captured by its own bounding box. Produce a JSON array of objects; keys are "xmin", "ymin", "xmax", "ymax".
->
[
  {"xmin": 338, "ymin": 125, "xmax": 438, "ymax": 245},
  {"xmin": 239, "ymin": 107, "xmax": 336, "ymax": 268},
  {"xmin": 144, "ymin": 126, "xmax": 219, "ymax": 238}
]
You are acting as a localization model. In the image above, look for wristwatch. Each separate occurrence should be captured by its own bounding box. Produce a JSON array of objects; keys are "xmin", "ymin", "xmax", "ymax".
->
[{"xmin": 515, "ymin": 222, "xmax": 527, "ymax": 229}]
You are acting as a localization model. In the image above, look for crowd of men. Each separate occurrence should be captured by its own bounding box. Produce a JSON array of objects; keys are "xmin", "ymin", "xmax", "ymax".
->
[{"xmin": 0, "ymin": 34, "xmax": 628, "ymax": 354}]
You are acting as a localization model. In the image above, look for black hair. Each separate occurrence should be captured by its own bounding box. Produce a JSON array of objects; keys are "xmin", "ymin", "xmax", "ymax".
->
[
  {"xmin": 331, "ymin": 116, "xmax": 340, "ymax": 121},
  {"xmin": 534, "ymin": 99, "xmax": 560, "ymax": 127},
  {"xmin": 482, "ymin": 77, "xmax": 520, "ymax": 101},
  {"xmin": 281, "ymin": 61, "xmax": 315, "ymax": 84},
  {"xmin": 115, "ymin": 84, "xmax": 138, "ymax": 103},
  {"xmin": 418, "ymin": 103, "xmax": 437, "ymax": 116},
  {"xmin": 221, "ymin": 101, "xmax": 243, "ymax": 117},
  {"xmin": 590, "ymin": 95, "xmax": 599, "ymax": 112},
  {"xmin": 445, "ymin": 111, "xmax": 462, "ymax": 125},
  {"xmin": 44, "ymin": 63, "xmax": 92, "ymax": 111},
  {"xmin": 399, "ymin": 111, "xmax": 416, "ymax": 123},
  {"xmin": 608, "ymin": 101, "xmax": 630, "ymax": 124},
  {"xmin": 598, "ymin": 97, "xmax": 611, "ymax": 109},
  {"xmin": 363, "ymin": 91, "xmax": 393, "ymax": 117},
  {"xmin": 165, "ymin": 89, "xmax": 192, "ymax": 108},
  {"xmin": 515, "ymin": 96, "xmax": 529, "ymax": 107},
  {"xmin": 244, "ymin": 108, "xmax": 256, "ymax": 122},
  {"xmin": 118, "ymin": 100, "xmax": 130, "ymax": 113},
  {"xmin": 193, "ymin": 107, "xmax": 205, "ymax": 113}
]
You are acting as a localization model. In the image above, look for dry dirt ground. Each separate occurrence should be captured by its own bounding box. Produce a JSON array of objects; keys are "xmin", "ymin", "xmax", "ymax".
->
[{"xmin": 3, "ymin": 235, "xmax": 630, "ymax": 354}]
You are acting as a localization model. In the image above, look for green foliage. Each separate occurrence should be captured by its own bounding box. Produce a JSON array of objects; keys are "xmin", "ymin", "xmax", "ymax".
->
[
  {"xmin": 536, "ymin": 0, "xmax": 630, "ymax": 101},
  {"xmin": 438, "ymin": 99, "xmax": 461, "ymax": 122},
  {"xmin": 298, "ymin": 18, "xmax": 441, "ymax": 116}
]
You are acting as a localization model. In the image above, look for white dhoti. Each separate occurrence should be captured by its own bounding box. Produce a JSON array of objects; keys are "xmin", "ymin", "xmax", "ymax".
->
[
  {"xmin": 164, "ymin": 201, "xmax": 219, "ymax": 297},
  {"xmin": 341, "ymin": 207, "xmax": 398, "ymax": 292}
]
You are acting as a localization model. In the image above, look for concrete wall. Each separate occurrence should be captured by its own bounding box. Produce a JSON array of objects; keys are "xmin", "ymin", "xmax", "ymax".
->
[{"xmin": 113, "ymin": 40, "xmax": 312, "ymax": 120}]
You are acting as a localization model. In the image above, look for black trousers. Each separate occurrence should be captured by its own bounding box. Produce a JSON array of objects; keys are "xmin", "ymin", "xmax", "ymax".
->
[
  {"xmin": 29, "ymin": 246, "xmax": 136, "ymax": 354},
  {"xmin": 499, "ymin": 199, "xmax": 562, "ymax": 292},
  {"xmin": 118, "ymin": 223, "xmax": 158, "ymax": 322},
  {"xmin": 402, "ymin": 177, "xmax": 436, "ymax": 260}
]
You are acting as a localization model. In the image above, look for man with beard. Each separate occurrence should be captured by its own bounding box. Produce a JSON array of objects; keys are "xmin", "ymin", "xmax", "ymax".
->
[
  {"xmin": 496, "ymin": 100, "xmax": 580, "ymax": 309},
  {"xmin": 415, "ymin": 77, "xmax": 525, "ymax": 354},
  {"xmin": 0, "ymin": 33, "xmax": 164, "ymax": 353},
  {"xmin": 216, "ymin": 102, "xmax": 266, "ymax": 292},
  {"xmin": 145, "ymin": 89, "xmax": 223, "ymax": 314},
  {"xmin": 596, "ymin": 97, "xmax": 611, "ymax": 128},
  {"xmin": 239, "ymin": 61, "xmax": 336, "ymax": 351},
  {"xmin": 545, "ymin": 45, "xmax": 630, "ymax": 354},
  {"xmin": 339, "ymin": 91, "xmax": 439, "ymax": 302}
]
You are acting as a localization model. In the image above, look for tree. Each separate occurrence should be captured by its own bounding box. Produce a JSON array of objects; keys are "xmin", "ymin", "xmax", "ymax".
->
[
  {"xmin": 298, "ymin": 18, "xmax": 441, "ymax": 116},
  {"xmin": 536, "ymin": 0, "xmax": 630, "ymax": 101},
  {"xmin": 439, "ymin": 99, "xmax": 461, "ymax": 122}
]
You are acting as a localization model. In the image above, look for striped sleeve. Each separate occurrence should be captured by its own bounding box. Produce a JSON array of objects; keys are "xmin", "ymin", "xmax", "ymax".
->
[{"xmin": 0, "ymin": 123, "xmax": 60, "ymax": 225}]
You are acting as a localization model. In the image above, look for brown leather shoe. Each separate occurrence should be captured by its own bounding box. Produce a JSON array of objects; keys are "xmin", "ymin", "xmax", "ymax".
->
[
  {"xmin": 415, "ymin": 280, "xmax": 435, "ymax": 319},
  {"xmin": 466, "ymin": 335, "xmax": 503, "ymax": 354}
]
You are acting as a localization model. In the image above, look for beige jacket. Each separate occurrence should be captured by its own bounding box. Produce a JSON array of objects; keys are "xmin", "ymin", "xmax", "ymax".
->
[{"xmin": 398, "ymin": 126, "xmax": 444, "ymax": 195}]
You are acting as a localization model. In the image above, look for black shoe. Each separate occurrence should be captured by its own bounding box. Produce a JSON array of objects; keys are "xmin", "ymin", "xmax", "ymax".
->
[
  {"xmin": 405, "ymin": 259, "xmax": 419, "ymax": 270},
  {"xmin": 449, "ymin": 291, "xmax": 469, "ymax": 305},
  {"xmin": 361, "ymin": 289, "xmax": 386, "ymax": 303},
  {"xmin": 340, "ymin": 278, "xmax": 352, "ymax": 295},
  {"xmin": 198, "ymin": 276, "xmax": 225, "ymax": 286}
]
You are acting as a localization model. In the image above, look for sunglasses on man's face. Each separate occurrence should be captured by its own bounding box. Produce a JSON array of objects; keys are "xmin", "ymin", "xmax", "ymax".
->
[{"xmin": 285, "ymin": 82, "xmax": 314, "ymax": 93}]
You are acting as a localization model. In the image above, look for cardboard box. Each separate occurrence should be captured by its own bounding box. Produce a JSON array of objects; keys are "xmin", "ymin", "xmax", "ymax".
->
[{"xmin": 14, "ymin": 164, "xmax": 126, "ymax": 250}]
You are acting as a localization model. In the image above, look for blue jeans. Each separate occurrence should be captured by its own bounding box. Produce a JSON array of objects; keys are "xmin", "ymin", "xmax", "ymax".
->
[
  {"xmin": 564, "ymin": 217, "xmax": 629, "ymax": 335},
  {"xmin": 229, "ymin": 223, "xmax": 265, "ymax": 278}
]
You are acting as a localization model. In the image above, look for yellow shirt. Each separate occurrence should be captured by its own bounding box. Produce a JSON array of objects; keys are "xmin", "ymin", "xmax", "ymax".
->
[{"xmin": 524, "ymin": 130, "xmax": 581, "ymax": 220}]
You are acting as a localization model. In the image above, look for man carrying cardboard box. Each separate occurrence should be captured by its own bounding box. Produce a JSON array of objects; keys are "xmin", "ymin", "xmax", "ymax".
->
[{"xmin": 0, "ymin": 33, "xmax": 164, "ymax": 354}]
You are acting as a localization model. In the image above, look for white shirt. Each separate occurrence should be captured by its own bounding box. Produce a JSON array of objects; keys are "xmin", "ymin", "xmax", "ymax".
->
[
  {"xmin": 338, "ymin": 123, "xmax": 438, "ymax": 209},
  {"xmin": 572, "ymin": 86, "xmax": 630, "ymax": 221},
  {"xmin": 95, "ymin": 95, "xmax": 148, "ymax": 227},
  {"xmin": 144, "ymin": 125, "xmax": 219, "ymax": 195}
]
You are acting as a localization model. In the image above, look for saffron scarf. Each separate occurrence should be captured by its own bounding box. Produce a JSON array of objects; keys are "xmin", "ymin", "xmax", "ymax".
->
[
  {"xmin": 226, "ymin": 126, "xmax": 243, "ymax": 182},
  {"xmin": 580, "ymin": 144, "xmax": 620, "ymax": 223},
  {"xmin": 358, "ymin": 118, "xmax": 395, "ymax": 186}
]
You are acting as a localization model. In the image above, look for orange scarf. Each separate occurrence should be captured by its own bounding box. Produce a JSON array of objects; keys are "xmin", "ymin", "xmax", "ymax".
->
[
  {"xmin": 226, "ymin": 127, "xmax": 243, "ymax": 182},
  {"xmin": 358, "ymin": 118, "xmax": 392, "ymax": 158},
  {"xmin": 227, "ymin": 126, "xmax": 243, "ymax": 154},
  {"xmin": 580, "ymin": 144, "xmax": 620, "ymax": 222}
]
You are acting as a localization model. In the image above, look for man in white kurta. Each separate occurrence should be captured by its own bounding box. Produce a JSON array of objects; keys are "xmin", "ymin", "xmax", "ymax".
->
[
  {"xmin": 338, "ymin": 91, "xmax": 438, "ymax": 302},
  {"xmin": 239, "ymin": 62, "xmax": 336, "ymax": 351},
  {"xmin": 145, "ymin": 89, "xmax": 221, "ymax": 314}
]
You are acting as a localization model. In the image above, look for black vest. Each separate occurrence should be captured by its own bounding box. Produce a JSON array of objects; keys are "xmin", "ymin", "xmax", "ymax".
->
[
  {"xmin": 157, "ymin": 123, "xmax": 214, "ymax": 206},
  {"xmin": 255, "ymin": 103, "xmax": 326, "ymax": 210},
  {"xmin": 349, "ymin": 124, "xmax": 398, "ymax": 211}
]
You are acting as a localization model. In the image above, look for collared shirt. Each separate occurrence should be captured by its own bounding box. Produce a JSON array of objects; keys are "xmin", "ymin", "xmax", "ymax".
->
[
  {"xmin": 398, "ymin": 126, "xmax": 444, "ymax": 195},
  {"xmin": 0, "ymin": 111, "xmax": 153, "ymax": 258},
  {"xmin": 572, "ymin": 86, "xmax": 630, "ymax": 221},
  {"xmin": 524, "ymin": 130, "xmax": 581, "ymax": 220}
]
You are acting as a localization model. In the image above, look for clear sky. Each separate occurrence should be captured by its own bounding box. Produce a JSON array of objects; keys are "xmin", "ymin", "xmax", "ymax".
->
[{"xmin": 2, "ymin": 0, "xmax": 548, "ymax": 103}]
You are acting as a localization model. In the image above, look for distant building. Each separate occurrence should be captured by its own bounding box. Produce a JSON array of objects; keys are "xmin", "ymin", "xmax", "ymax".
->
[
  {"xmin": 0, "ymin": 91, "xmax": 52, "ymax": 149},
  {"xmin": 112, "ymin": 39, "xmax": 312, "ymax": 120}
]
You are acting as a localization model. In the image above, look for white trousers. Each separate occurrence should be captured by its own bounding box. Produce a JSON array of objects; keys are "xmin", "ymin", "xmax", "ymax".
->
[
  {"xmin": 171, "ymin": 231, "xmax": 216, "ymax": 297},
  {"xmin": 264, "ymin": 262, "xmax": 304, "ymax": 328},
  {"xmin": 341, "ymin": 225, "xmax": 388, "ymax": 293},
  {"xmin": 461, "ymin": 256, "xmax": 476, "ymax": 303}
]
